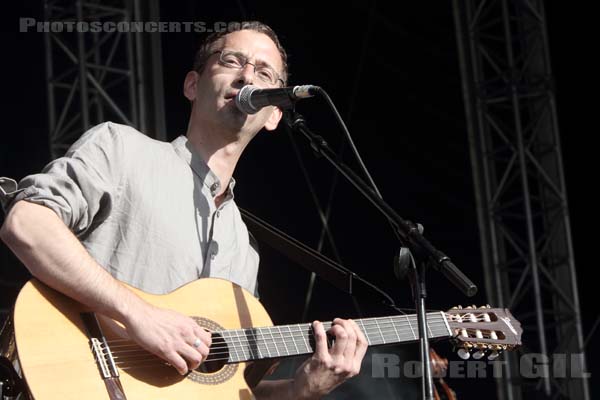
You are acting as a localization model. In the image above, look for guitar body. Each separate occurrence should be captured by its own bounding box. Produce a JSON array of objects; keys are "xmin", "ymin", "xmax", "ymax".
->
[{"xmin": 13, "ymin": 278, "xmax": 273, "ymax": 400}]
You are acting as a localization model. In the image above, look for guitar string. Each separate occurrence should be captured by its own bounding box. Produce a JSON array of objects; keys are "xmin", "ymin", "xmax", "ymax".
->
[
  {"xmin": 104, "ymin": 314, "xmax": 451, "ymax": 348},
  {"xmin": 112, "ymin": 335, "xmax": 451, "ymax": 369},
  {"xmin": 107, "ymin": 328, "xmax": 453, "ymax": 361},
  {"xmin": 112, "ymin": 330, "xmax": 490, "ymax": 371},
  {"xmin": 106, "ymin": 325, "xmax": 454, "ymax": 365},
  {"xmin": 107, "ymin": 325, "xmax": 453, "ymax": 363},
  {"xmin": 108, "ymin": 325, "xmax": 494, "ymax": 369},
  {"xmin": 101, "ymin": 315, "xmax": 491, "ymax": 365},
  {"xmin": 111, "ymin": 333, "xmax": 499, "ymax": 369},
  {"xmin": 111, "ymin": 329, "xmax": 458, "ymax": 369},
  {"xmin": 107, "ymin": 325, "xmax": 452, "ymax": 361},
  {"xmin": 103, "ymin": 313, "xmax": 460, "ymax": 346},
  {"xmin": 96, "ymin": 314, "xmax": 495, "ymax": 370},
  {"xmin": 108, "ymin": 314, "xmax": 489, "ymax": 347},
  {"xmin": 107, "ymin": 324, "xmax": 453, "ymax": 356},
  {"xmin": 103, "ymin": 312, "xmax": 485, "ymax": 347},
  {"xmin": 105, "ymin": 317, "xmax": 449, "ymax": 352},
  {"xmin": 105, "ymin": 318, "xmax": 452, "ymax": 359}
]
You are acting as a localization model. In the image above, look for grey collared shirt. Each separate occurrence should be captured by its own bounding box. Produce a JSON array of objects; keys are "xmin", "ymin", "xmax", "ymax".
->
[{"xmin": 0, "ymin": 122, "xmax": 259, "ymax": 295}]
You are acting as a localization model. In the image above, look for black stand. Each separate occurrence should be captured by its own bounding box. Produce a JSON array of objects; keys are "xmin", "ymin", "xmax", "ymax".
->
[
  {"xmin": 284, "ymin": 110, "xmax": 478, "ymax": 400},
  {"xmin": 400, "ymin": 251, "xmax": 436, "ymax": 399}
]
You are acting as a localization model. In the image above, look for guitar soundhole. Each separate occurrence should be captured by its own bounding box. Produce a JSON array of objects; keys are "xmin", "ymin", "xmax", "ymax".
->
[
  {"xmin": 186, "ymin": 317, "xmax": 238, "ymax": 385},
  {"xmin": 196, "ymin": 331, "xmax": 228, "ymax": 373}
]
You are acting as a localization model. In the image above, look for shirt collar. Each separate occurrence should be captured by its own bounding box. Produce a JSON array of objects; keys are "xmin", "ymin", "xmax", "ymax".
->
[{"xmin": 171, "ymin": 135, "xmax": 236, "ymax": 199}]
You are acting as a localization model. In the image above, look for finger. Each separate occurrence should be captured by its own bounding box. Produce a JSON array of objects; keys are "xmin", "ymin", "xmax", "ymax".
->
[
  {"xmin": 335, "ymin": 319, "xmax": 357, "ymax": 361},
  {"xmin": 312, "ymin": 321, "xmax": 330, "ymax": 361},
  {"xmin": 178, "ymin": 343, "xmax": 205, "ymax": 371},
  {"xmin": 350, "ymin": 320, "xmax": 368, "ymax": 375},
  {"xmin": 165, "ymin": 351, "xmax": 190, "ymax": 375},
  {"xmin": 190, "ymin": 338, "xmax": 211, "ymax": 360},
  {"xmin": 192, "ymin": 326, "xmax": 212, "ymax": 354},
  {"xmin": 329, "ymin": 324, "xmax": 349, "ymax": 358}
]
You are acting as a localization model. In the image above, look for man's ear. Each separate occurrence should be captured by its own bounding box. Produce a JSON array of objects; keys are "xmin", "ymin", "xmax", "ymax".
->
[
  {"xmin": 183, "ymin": 71, "xmax": 198, "ymax": 101},
  {"xmin": 264, "ymin": 106, "xmax": 283, "ymax": 131}
]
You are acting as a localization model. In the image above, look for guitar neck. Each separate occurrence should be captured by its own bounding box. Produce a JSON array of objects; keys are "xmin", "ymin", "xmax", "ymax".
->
[{"xmin": 218, "ymin": 311, "xmax": 452, "ymax": 363}]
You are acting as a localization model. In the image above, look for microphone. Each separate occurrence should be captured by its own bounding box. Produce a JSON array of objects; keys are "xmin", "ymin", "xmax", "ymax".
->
[{"xmin": 235, "ymin": 84, "xmax": 320, "ymax": 114}]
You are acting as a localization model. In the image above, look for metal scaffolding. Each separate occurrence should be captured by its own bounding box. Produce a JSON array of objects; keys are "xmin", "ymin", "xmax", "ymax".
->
[
  {"xmin": 452, "ymin": 1, "xmax": 589, "ymax": 399},
  {"xmin": 44, "ymin": 0, "xmax": 166, "ymax": 159}
]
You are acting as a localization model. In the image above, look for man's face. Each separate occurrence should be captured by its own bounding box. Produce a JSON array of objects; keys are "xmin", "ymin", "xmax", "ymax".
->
[{"xmin": 185, "ymin": 30, "xmax": 284, "ymax": 136}]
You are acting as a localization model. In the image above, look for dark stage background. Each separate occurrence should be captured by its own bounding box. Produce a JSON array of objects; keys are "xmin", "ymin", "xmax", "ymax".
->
[{"xmin": 1, "ymin": 2, "xmax": 596, "ymax": 399}]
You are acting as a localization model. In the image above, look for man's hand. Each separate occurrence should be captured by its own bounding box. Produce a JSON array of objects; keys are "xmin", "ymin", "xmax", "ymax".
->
[
  {"xmin": 123, "ymin": 303, "xmax": 212, "ymax": 375},
  {"xmin": 291, "ymin": 318, "xmax": 368, "ymax": 399}
]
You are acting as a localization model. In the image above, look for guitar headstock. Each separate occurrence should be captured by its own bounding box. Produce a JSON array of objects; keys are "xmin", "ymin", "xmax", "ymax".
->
[{"xmin": 445, "ymin": 305, "xmax": 522, "ymax": 360}]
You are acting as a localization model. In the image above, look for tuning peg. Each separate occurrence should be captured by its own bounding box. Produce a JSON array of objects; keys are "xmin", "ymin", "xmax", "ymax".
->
[
  {"xmin": 473, "ymin": 350, "xmax": 485, "ymax": 360},
  {"xmin": 457, "ymin": 348, "xmax": 470, "ymax": 360},
  {"xmin": 486, "ymin": 304, "xmax": 491, "ymax": 308},
  {"xmin": 488, "ymin": 351, "xmax": 500, "ymax": 361},
  {"xmin": 465, "ymin": 306, "xmax": 473, "ymax": 309}
]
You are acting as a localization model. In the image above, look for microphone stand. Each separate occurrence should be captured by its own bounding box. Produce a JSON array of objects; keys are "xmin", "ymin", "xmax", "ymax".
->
[{"xmin": 284, "ymin": 110, "xmax": 478, "ymax": 400}]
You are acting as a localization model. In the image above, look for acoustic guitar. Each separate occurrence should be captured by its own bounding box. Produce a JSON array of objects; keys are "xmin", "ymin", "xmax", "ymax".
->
[{"xmin": 6, "ymin": 277, "xmax": 522, "ymax": 399}]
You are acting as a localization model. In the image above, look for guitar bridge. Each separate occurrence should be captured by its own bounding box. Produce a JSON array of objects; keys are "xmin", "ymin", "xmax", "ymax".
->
[
  {"xmin": 81, "ymin": 313, "xmax": 127, "ymax": 400},
  {"xmin": 81, "ymin": 313, "xmax": 119, "ymax": 379},
  {"xmin": 90, "ymin": 337, "xmax": 116, "ymax": 379}
]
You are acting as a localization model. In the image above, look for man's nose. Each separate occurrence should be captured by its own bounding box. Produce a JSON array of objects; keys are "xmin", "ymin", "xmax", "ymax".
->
[{"xmin": 236, "ymin": 63, "xmax": 255, "ymax": 85}]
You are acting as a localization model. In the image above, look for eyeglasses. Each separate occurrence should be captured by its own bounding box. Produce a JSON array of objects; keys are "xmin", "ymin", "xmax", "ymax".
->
[{"xmin": 211, "ymin": 50, "xmax": 283, "ymax": 87}]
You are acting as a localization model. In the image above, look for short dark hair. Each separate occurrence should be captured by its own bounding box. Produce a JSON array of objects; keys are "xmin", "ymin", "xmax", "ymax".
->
[{"xmin": 193, "ymin": 21, "xmax": 289, "ymax": 86}]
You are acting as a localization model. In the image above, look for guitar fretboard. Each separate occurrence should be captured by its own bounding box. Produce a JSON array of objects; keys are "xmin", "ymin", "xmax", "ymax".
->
[{"xmin": 215, "ymin": 312, "xmax": 451, "ymax": 363}]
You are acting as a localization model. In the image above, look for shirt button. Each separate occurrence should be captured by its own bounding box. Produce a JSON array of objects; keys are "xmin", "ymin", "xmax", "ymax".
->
[{"xmin": 210, "ymin": 182, "xmax": 219, "ymax": 195}]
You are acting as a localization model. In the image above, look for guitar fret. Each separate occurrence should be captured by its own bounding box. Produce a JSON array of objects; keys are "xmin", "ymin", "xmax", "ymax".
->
[
  {"xmin": 225, "ymin": 330, "xmax": 241, "ymax": 362},
  {"xmin": 259, "ymin": 328, "xmax": 269, "ymax": 359},
  {"xmin": 300, "ymin": 324, "xmax": 311, "ymax": 353},
  {"xmin": 404, "ymin": 315, "xmax": 417, "ymax": 340},
  {"xmin": 267, "ymin": 327, "xmax": 280, "ymax": 357},
  {"xmin": 247, "ymin": 328, "xmax": 262, "ymax": 360},
  {"xmin": 389, "ymin": 316, "xmax": 401, "ymax": 342},
  {"xmin": 374, "ymin": 318, "xmax": 386, "ymax": 345},
  {"xmin": 382, "ymin": 317, "xmax": 398, "ymax": 343},
  {"xmin": 276, "ymin": 326, "xmax": 289, "ymax": 356},
  {"xmin": 219, "ymin": 331, "xmax": 231, "ymax": 362},
  {"xmin": 287, "ymin": 325, "xmax": 300, "ymax": 355},
  {"xmin": 357, "ymin": 320, "xmax": 371, "ymax": 345},
  {"xmin": 258, "ymin": 328, "xmax": 272, "ymax": 359},
  {"xmin": 237, "ymin": 329, "xmax": 249, "ymax": 361},
  {"xmin": 427, "ymin": 318, "xmax": 434, "ymax": 339}
]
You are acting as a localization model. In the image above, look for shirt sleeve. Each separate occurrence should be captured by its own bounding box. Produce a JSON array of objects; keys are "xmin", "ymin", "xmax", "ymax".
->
[
  {"xmin": 4, "ymin": 122, "xmax": 125, "ymax": 236},
  {"xmin": 0, "ymin": 177, "xmax": 23, "ymax": 215},
  {"xmin": 248, "ymin": 230, "xmax": 261, "ymax": 299}
]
